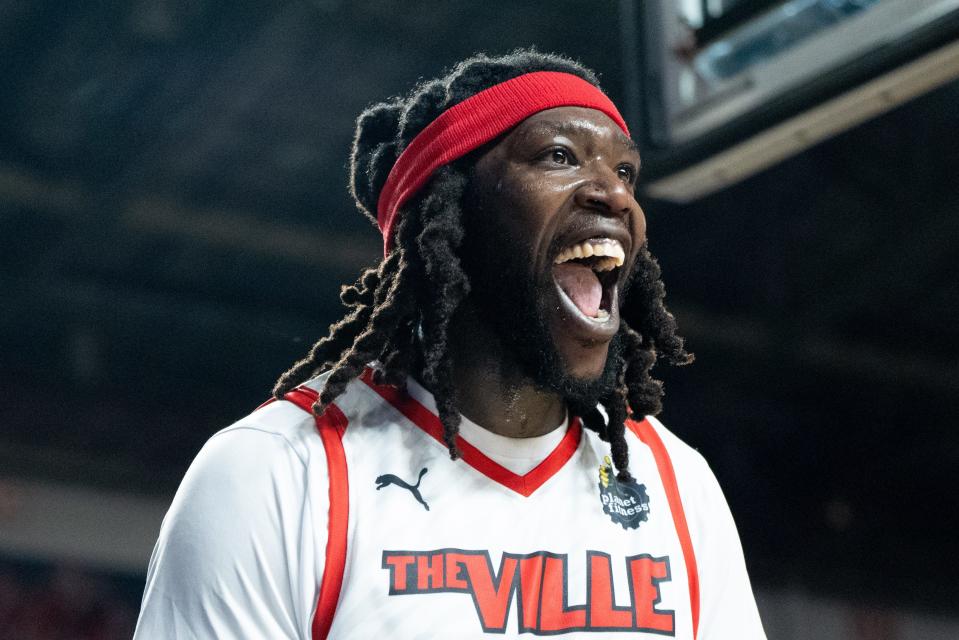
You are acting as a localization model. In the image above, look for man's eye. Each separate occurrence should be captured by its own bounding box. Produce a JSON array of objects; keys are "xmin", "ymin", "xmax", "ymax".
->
[
  {"xmin": 549, "ymin": 149, "xmax": 571, "ymax": 164},
  {"xmin": 617, "ymin": 164, "xmax": 636, "ymax": 183}
]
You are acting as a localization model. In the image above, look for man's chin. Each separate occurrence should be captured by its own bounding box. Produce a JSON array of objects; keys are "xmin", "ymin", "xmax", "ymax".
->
[{"xmin": 526, "ymin": 331, "xmax": 625, "ymax": 408}]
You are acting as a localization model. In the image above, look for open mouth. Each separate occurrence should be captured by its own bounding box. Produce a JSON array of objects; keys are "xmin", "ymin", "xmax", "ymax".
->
[{"xmin": 551, "ymin": 238, "xmax": 625, "ymax": 322}]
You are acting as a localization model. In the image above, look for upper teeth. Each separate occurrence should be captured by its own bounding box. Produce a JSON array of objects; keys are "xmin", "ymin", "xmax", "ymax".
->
[{"xmin": 553, "ymin": 239, "xmax": 625, "ymax": 271}]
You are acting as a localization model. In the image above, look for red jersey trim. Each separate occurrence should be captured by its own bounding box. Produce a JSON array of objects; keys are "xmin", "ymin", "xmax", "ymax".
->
[
  {"xmin": 627, "ymin": 418, "xmax": 700, "ymax": 639},
  {"xmin": 359, "ymin": 368, "xmax": 581, "ymax": 498},
  {"xmin": 262, "ymin": 388, "xmax": 349, "ymax": 640}
]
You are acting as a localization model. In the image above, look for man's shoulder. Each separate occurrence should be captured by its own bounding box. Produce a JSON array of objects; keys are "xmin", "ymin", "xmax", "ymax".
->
[
  {"xmin": 623, "ymin": 414, "xmax": 713, "ymax": 483},
  {"xmin": 213, "ymin": 397, "xmax": 319, "ymax": 464},
  {"xmin": 626, "ymin": 415, "xmax": 739, "ymax": 531},
  {"xmin": 217, "ymin": 370, "xmax": 389, "ymax": 450}
]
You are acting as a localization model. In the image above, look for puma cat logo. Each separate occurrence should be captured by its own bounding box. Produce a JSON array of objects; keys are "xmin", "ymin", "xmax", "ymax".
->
[{"xmin": 375, "ymin": 468, "xmax": 430, "ymax": 511}]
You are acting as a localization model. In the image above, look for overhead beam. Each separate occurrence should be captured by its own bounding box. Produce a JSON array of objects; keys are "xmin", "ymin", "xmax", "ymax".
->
[
  {"xmin": 0, "ymin": 475, "xmax": 166, "ymax": 573},
  {"xmin": 123, "ymin": 197, "xmax": 378, "ymax": 271},
  {"xmin": 0, "ymin": 164, "xmax": 94, "ymax": 217},
  {"xmin": 0, "ymin": 162, "xmax": 379, "ymax": 271}
]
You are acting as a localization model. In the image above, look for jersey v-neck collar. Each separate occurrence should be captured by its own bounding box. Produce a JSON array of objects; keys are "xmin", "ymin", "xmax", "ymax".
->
[
  {"xmin": 405, "ymin": 376, "xmax": 569, "ymax": 474},
  {"xmin": 359, "ymin": 368, "xmax": 582, "ymax": 498}
]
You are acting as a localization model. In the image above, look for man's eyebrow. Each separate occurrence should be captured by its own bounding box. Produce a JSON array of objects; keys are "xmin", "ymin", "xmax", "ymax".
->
[
  {"xmin": 622, "ymin": 136, "xmax": 641, "ymax": 156},
  {"xmin": 525, "ymin": 120, "xmax": 641, "ymax": 156}
]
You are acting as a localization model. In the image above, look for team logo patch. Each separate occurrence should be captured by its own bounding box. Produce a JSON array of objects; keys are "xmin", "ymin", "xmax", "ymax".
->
[
  {"xmin": 598, "ymin": 455, "xmax": 650, "ymax": 529},
  {"xmin": 375, "ymin": 467, "xmax": 430, "ymax": 511}
]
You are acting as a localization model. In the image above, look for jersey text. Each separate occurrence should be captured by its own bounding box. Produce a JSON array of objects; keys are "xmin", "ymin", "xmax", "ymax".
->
[{"xmin": 382, "ymin": 549, "xmax": 675, "ymax": 635}]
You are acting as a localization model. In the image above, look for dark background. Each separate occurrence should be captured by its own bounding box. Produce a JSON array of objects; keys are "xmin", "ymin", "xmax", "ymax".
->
[{"xmin": 1, "ymin": 0, "xmax": 957, "ymax": 628}]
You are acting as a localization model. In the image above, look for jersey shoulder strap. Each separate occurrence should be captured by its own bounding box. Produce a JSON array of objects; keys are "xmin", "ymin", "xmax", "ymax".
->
[
  {"xmin": 627, "ymin": 418, "xmax": 700, "ymax": 639},
  {"xmin": 259, "ymin": 387, "xmax": 349, "ymax": 640}
]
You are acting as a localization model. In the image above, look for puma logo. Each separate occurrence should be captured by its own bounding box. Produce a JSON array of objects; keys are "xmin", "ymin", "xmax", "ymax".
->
[{"xmin": 375, "ymin": 468, "xmax": 430, "ymax": 511}]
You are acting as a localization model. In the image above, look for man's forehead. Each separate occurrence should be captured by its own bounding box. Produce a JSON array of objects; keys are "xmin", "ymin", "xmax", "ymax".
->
[{"xmin": 518, "ymin": 108, "xmax": 639, "ymax": 154}]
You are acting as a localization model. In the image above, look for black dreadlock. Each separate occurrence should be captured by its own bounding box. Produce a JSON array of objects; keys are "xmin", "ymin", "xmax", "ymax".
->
[{"xmin": 273, "ymin": 50, "xmax": 692, "ymax": 481}]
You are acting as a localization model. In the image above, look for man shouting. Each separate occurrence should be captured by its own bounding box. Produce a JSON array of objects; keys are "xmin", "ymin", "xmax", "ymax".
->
[{"xmin": 135, "ymin": 50, "xmax": 766, "ymax": 640}]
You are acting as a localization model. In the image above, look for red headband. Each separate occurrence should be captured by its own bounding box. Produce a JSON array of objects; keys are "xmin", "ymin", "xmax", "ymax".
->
[{"xmin": 376, "ymin": 70, "xmax": 630, "ymax": 254}]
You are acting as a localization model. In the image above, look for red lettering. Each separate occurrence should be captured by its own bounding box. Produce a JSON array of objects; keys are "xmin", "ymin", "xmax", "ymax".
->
[
  {"xmin": 588, "ymin": 553, "xmax": 633, "ymax": 628},
  {"xmin": 628, "ymin": 556, "xmax": 675, "ymax": 633},
  {"xmin": 416, "ymin": 552, "xmax": 444, "ymax": 590},
  {"xmin": 445, "ymin": 552, "xmax": 469, "ymax": 590},
  {"xmin": 383, "ymin": 554, "xmax": 415, "ymax": 592},
  {"xmin": 538, "ymin": 556, "xmax": 586, "ymax": 632},
  {"xmin": 382, "ymin": 550, "xmax": 676, "ymax": 635},
  {"xmin": 461, "ymin": 554, "xmax": 518, "ymax": 632},
  {"xmin": 517, "ymin": 555, "xmax": 545, "ymax": 631}
]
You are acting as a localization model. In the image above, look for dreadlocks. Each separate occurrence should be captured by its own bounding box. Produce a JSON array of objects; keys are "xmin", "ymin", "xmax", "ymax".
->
[{"xmin": 273, "ymin": 50, "xmax": 692, "ymax": 481}]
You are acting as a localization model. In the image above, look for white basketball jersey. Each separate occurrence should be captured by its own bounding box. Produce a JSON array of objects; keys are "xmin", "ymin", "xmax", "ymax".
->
[{"xmin": 134, "ymin": 368, "xmax": 765, "ymax": 639}]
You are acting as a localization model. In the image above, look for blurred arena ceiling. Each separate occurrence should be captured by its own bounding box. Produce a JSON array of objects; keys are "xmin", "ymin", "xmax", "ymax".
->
[
  {"xmin": 0, "ymin": 0, "xmax": 957, "ymax": 607},
  {"xmin": 0, "ymin": 0, "xmax": 629, "ymax": 492}
]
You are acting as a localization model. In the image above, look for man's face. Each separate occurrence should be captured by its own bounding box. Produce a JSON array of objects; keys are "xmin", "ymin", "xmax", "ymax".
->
[{"xmin": 461, "ymin": 106, "xmax": 645, "ymax": 397}]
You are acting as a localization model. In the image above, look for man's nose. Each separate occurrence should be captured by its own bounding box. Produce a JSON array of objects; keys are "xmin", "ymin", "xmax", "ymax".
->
[{"xmin": 573, "ymin": 168, "xmax": 633, "ymax": 217}]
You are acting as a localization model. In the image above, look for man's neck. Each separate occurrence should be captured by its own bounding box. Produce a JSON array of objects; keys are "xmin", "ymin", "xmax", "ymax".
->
[{"xmin": 440, "ymin": 304, "xmax": 567, "ymax": 439}]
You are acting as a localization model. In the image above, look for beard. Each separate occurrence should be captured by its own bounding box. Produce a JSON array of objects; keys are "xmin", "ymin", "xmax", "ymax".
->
[
  {"xmin": 520, "ymin": 312, "xmax": 626, "ymax": 408},
  {"xmin": 461, "ymin": 234, "xmax": 626, "ymax": 409}
]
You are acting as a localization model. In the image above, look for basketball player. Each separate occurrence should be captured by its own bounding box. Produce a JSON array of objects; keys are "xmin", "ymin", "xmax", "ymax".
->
[{"xmin": 134, "ymin": 50, "xmax": 766, "ymax": 639}]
